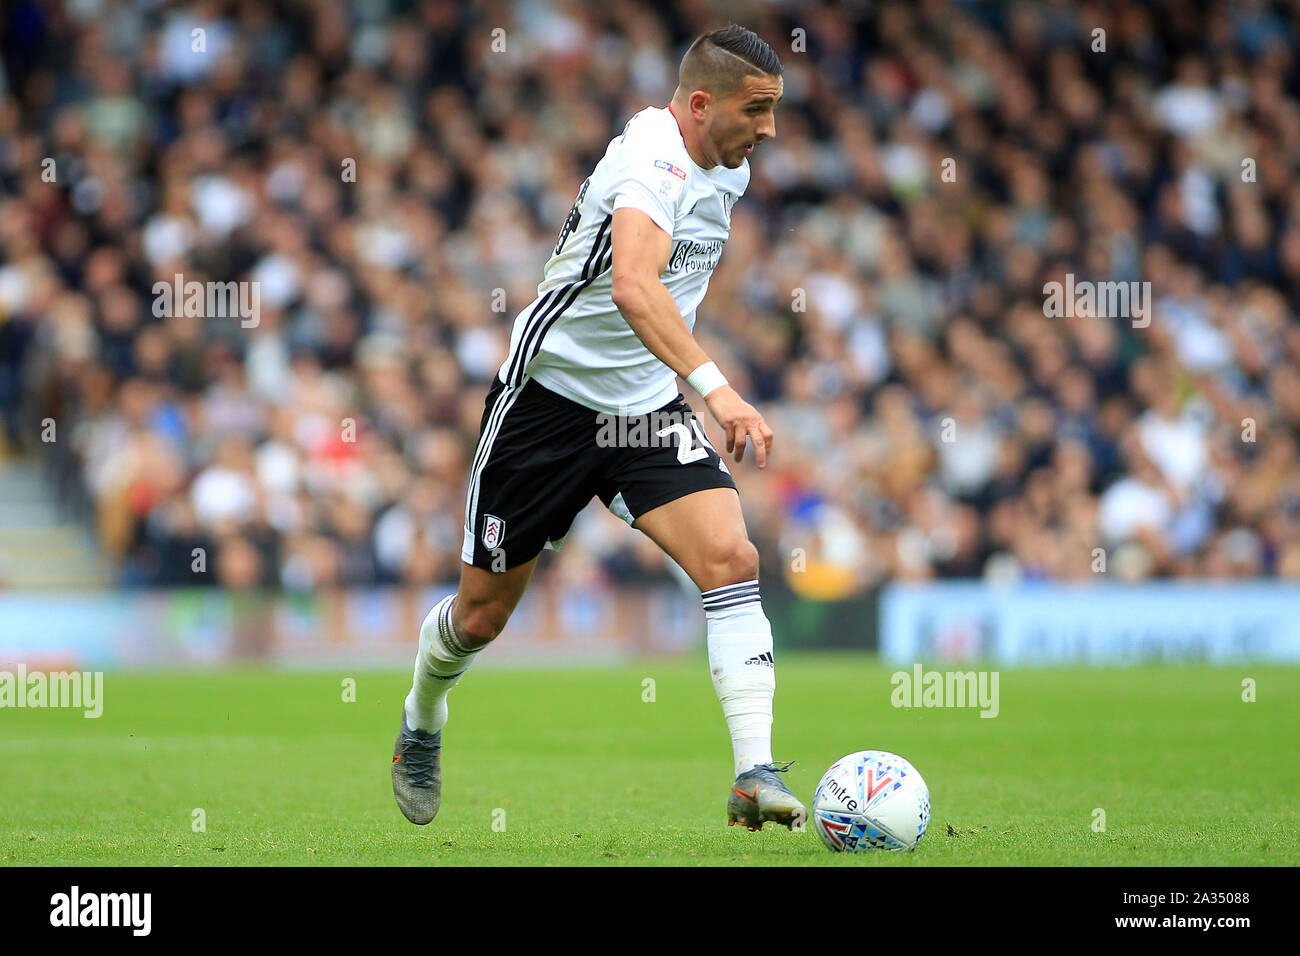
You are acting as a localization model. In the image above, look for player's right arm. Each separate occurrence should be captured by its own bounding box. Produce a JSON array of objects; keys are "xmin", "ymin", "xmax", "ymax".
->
[{"xmin": 609, "ymin": 207, "xmax": 773, "ymax": 467}]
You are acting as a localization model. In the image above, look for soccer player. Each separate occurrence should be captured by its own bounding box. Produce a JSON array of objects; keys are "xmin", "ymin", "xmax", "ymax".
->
[{"xmin": 392, "ymin": 25, "xmax": 804, "ymax": 832}]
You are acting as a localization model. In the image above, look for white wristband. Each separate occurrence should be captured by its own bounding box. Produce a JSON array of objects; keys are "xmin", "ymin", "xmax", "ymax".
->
[{"xmin": 686, "ymin": 361, "xmax": 728, "ymax": 398}]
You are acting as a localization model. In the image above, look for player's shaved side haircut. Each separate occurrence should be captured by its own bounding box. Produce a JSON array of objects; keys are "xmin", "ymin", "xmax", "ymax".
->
[{"xmin": 677, "ymin": 24, "xmax": 783, "ymax": 99}]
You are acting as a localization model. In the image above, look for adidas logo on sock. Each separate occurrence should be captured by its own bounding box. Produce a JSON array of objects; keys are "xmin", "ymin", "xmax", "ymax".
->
[{"xmin": 744, "ymin": 652, "xmax": 775, "ymax": 667}]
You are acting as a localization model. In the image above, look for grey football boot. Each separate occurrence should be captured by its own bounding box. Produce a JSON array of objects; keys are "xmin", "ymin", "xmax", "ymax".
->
[
  {"xmin": 727, "ymin": 760, "xmax": 808, "ymax": 831},
  {"xmin": 391, "ymin": 714, "xmax": 442, "ymax": 825}
]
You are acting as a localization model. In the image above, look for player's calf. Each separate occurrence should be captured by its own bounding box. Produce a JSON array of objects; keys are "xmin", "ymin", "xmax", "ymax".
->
[
  {"xmin": 703, "ymin": 578, "xmax": 777, "ymax": 775},
  {"xmin": 393, "ymin": 560, "xmax": 536, "ymax": 823},
  {"xmin": 451, "ymin": 595, "xmax": 511, "ymax": 651},
  {"xmin": 394, "ymin": 595, "xmax": 470, "ymax": 824},
  {"xmin": 699, "ymin": 577, "xmax": 806, "ymax": 830},
  {"xmin": 693, "ymin": 536, "xmax": 760, "ymax": 594}
]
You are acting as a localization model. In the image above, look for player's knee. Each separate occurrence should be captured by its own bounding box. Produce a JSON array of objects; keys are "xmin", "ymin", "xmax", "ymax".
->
[
  {"xmin": 452, "ymin": 598, "xmax": 509, "ymax": 650},
  {"xmin": 705, "ymin": 537, "xmax": 760, "ymax": 588}
]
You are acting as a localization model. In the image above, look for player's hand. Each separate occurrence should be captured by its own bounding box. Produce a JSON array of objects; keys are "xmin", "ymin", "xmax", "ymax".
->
[{"xmin": 703, "ymin": 386, "xmax": 774, "ymax": 467}]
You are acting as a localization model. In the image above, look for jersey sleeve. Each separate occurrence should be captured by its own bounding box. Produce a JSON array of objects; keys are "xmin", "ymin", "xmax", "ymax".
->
[{"xmin": 609, "ymin": 154, "xmax": 689, "ymax": 239}]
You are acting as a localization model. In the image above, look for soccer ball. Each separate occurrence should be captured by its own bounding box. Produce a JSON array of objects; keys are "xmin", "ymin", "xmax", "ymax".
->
[{"xmin": 811, "ymin": 750, "xmax": 930, "ymax": 852}]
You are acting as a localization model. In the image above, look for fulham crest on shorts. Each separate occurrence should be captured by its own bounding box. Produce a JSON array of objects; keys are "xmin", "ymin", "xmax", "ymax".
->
[{"xmin": 482, "ymin": 515, "xmax": 505, "ymax": 551}]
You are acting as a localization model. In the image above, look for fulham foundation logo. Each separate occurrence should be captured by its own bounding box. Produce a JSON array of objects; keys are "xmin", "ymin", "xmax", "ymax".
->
[
  {"xmin": 50, "ymin": 886, "xmax": 151, "ymax": 936},
  {"xmin": 482, "ymin": 514, "xmax": 505, "ymax": 551}
]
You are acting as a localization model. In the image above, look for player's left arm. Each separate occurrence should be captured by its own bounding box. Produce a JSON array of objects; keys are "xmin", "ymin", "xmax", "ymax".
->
[{"xmin": 608, "ymin": 207, "xmax": 773, "ymax": 466}]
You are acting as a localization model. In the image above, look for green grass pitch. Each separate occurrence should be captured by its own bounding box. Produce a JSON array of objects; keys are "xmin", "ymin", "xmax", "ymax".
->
[{"xmin": 2, "ymin": 654, "xmax": 1296, "ymax": 866}]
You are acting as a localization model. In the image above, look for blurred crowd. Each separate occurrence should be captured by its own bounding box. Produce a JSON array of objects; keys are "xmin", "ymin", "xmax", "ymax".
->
[{"xmin": 2, "ymin": 0, "xmax": 1300, "ymax": 595}]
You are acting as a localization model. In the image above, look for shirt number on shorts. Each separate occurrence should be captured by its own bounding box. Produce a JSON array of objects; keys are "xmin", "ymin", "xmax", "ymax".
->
[{"xmin": 657, "ymin": 420, "xmax": 714, "ymax": 465}]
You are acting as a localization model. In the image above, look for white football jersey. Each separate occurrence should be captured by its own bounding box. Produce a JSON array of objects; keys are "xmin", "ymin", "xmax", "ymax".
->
[{"xmin": 496, "ymin": 106, "xmax": 749, "ymax": 415}]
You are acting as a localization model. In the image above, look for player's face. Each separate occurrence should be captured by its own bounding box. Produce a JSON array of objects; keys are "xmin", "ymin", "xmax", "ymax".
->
[{"xmin": 709, "ymin": 74, "xmax": 783, "ymax": 169}]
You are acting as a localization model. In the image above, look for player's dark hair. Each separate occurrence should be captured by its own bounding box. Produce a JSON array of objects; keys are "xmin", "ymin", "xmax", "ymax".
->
[{"xmin": 678, "ymin": 24, "xmax": 783, "ymax": 98}]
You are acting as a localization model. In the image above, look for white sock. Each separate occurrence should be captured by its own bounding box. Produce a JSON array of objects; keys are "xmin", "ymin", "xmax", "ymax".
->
[
  {"xmin": 404, "ymin": 594, "xmax": 477, "ymax": 734},
  {"xmin": 702, "ymin": 580, "xmax": 775, "ymax": 777}
]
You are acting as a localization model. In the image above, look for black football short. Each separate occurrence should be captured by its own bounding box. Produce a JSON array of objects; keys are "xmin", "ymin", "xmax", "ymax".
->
[{"xmin": 460, "ymin": 375, "xmax": 737, "ymax": 570}]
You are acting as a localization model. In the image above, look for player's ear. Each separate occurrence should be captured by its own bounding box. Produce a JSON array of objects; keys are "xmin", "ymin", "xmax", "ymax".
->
[{"xmin": 689, "ymin": 89, "xmax": 711, "ymax": 117}]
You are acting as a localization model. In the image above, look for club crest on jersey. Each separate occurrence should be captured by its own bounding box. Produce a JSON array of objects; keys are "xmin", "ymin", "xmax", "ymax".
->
[
  {"xmin": 654, "ymin": 159, "xmax": 687, "ymax": 180},
  {"xmin": 482, "ymin": 515, "xmax": 505, "ymax": 551}
]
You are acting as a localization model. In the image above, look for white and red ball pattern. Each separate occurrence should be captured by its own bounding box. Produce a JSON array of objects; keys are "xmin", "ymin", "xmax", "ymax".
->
[{"xmin": 812, "ymin": 750, "xmax": 930, "ymax": 852}]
